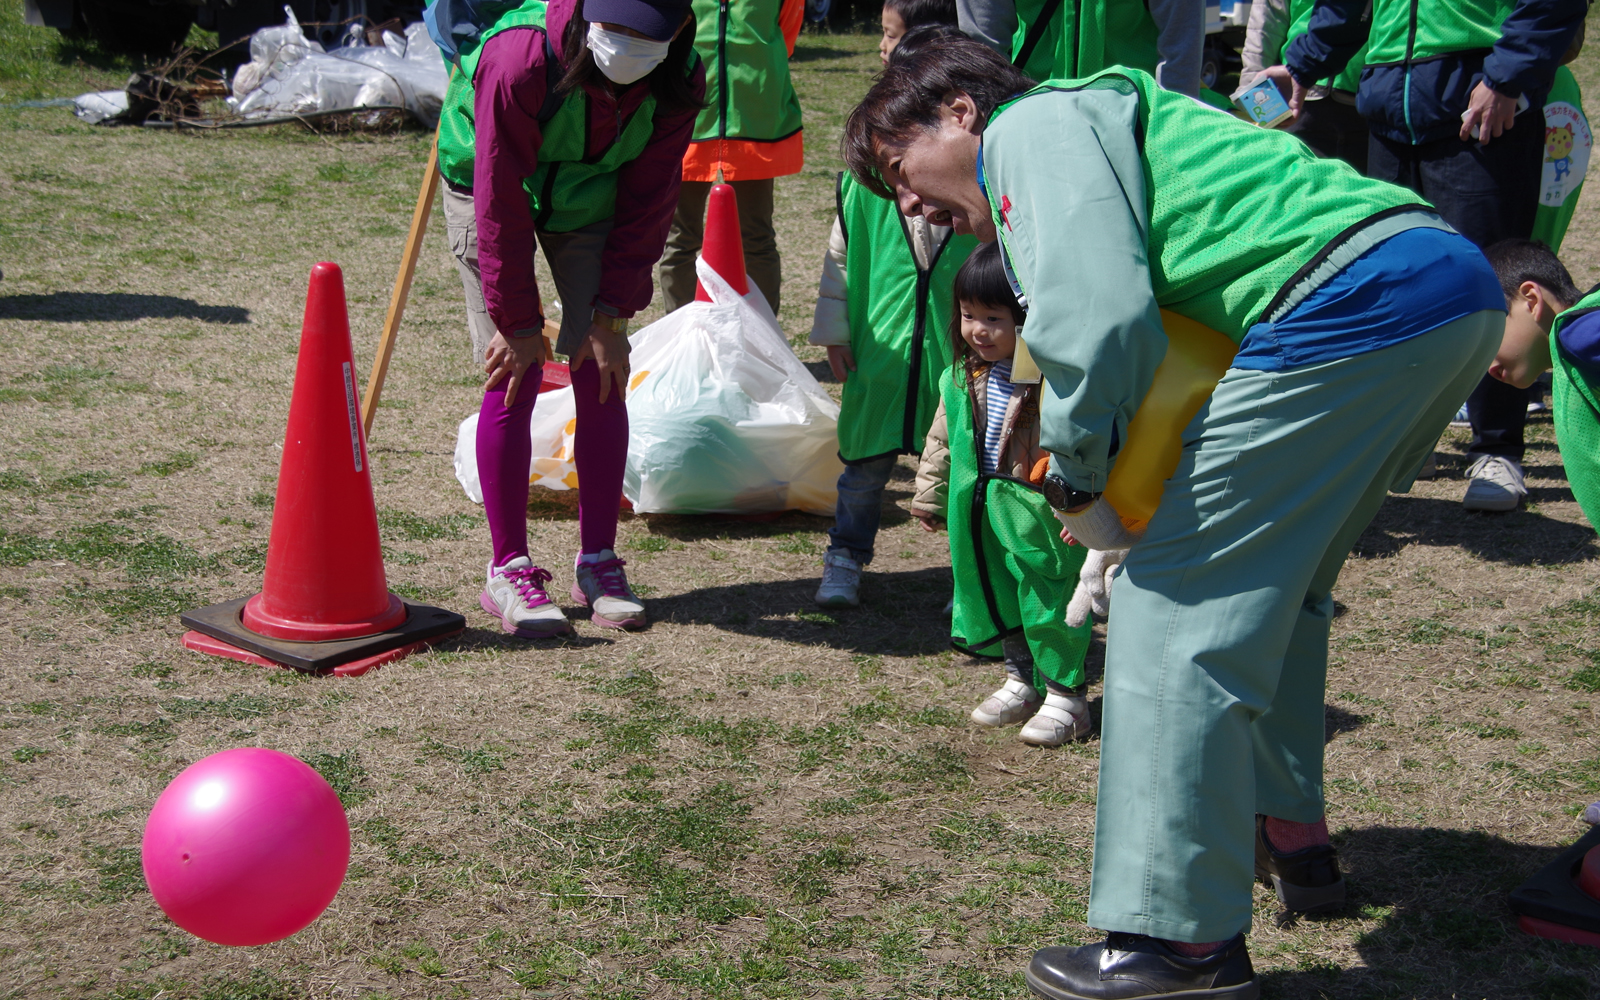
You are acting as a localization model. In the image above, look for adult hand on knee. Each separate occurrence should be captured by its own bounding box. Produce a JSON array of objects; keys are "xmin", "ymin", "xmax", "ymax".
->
[
  {"xmin": 1065, "ymin": 548, "xmax": 1127, "ymax": 627},
  {"xmin": 571, "ymin": 323, "xmax": 631, "ymax": 404},
  {"xmin": 484, "ymin": 330, "xmax": 546, "ymax": 406}
]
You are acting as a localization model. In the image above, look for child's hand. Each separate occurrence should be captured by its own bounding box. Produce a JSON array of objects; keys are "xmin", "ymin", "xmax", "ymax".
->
[
  {"xmin": 909, "ymin": 508, "xmax": 941, "ymax": 533},
  {"xmin": 827, "ymin": 345, "xmax": 857, "ymax": 383}
]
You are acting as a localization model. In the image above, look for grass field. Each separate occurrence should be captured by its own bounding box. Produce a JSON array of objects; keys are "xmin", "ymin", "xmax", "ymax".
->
[{"xmin": 6, "ymin": 1, "xmax": 1600, "ymax": 997}]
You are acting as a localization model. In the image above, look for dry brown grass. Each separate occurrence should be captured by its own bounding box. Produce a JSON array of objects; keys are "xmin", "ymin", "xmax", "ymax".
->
[{"xmin": 4, "ymin": 9, "xmax": 1600, "ymax": 1000}]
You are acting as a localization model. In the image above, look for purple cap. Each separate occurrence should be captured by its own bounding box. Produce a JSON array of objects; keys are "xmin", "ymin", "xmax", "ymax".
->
[{"xmin": 583, "ymin": 0, "xmax": 693, "ymax": 41}]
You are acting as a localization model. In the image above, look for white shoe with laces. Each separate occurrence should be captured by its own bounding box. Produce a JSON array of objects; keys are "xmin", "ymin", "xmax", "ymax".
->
[
  {"xmin": 814, "ymin": 548, "xmax": 862, "ymax": 608},
  {"xmin": 1462, "ymin": 454, "xmax": 1527, "ymax": 512},
  {"xmin": 481, "ymin": 556, "xmax": 572, "ymax": 637},
  {"xmin": 1018, "ymin": 691, "xmax": 1094, "ymax": 746},
  {"xmin": 971, "ymin": 676, "xmax": 1041, "ymax": 727},
  {"xmin": 571, "ymin": 549, "xmax": 648, "ymax": 629}
]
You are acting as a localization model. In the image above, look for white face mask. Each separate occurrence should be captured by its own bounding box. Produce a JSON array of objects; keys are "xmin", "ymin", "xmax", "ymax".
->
[{"xmin": 587, "ymin": 23, "xmax": 672, "ymax": 84}]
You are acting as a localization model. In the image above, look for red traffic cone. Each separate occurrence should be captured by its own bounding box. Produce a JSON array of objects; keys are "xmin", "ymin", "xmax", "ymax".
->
[
  {"xmin": 694, "ymin": 182, "xmax": 750, "ymax": 302},
  {"xmin": 181, "ymin": 263, "xmax": 463, "ymax": 675}
]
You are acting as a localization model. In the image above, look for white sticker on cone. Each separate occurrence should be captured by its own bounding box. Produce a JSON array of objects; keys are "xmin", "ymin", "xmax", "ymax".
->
[{"xmin": 342, "ymin": 362, "xmax": 363, "ymax": 473}]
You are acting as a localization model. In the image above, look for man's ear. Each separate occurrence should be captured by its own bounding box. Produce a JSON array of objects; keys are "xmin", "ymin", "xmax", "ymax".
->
[{"xmin": 942, "ymin": 91, "xmax": 983, "ymax": 133}]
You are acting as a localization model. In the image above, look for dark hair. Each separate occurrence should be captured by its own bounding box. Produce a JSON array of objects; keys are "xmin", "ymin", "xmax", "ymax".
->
[
  {"xmin": 1483, "ymin": 238, "xmax": 1581, "ymax": 310},
  {"xmin": 950, "ymin": 242, "xmax": 1024, "ymax": 363},
  {"xmin": 557, "ymin": 11, "xmax": 703, "ymax": 116},
  {"xmin": 843, "ymin": 34, "xmax": 1033, "ymax": 199},
  {"xmin": 883, "ymin": 0, "xmax": 958, "ymax": 31},
  {"xmin": 888, "ymin": 23, "xmax": 967, "ymax": 64}
]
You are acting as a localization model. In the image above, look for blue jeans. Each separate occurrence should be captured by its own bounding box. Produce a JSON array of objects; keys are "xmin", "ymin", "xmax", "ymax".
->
[{"xmin": 827, "ymin": 455, "xmax": 897, "ymax": 564}]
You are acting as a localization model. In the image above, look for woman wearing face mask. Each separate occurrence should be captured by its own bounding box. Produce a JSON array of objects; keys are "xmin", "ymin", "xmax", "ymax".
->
[{"xmin": 436, "ymin": 0, "xmax": 704, "ymax": 638}]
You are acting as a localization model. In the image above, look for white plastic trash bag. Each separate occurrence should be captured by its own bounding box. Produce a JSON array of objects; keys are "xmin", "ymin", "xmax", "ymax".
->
[
  {"xmin": 623, "ymin": 259, "xmax": 842, "ymax": 515},
  {"xmin": 453, "ymin": 385, "xmax": 579, "ymax": 504},
  {"xmin": 229, "ymin": 8, "xmax": 449, "ymax": 126},
  {"xmin": 451, "ymin": 258, "xmax": 842, "ymax": 516}
]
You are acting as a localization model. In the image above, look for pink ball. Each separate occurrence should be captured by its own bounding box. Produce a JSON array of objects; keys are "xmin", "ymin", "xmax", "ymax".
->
[{"xmin": 141, "ymin": 748, "xmax": 350, "ymax": 946}]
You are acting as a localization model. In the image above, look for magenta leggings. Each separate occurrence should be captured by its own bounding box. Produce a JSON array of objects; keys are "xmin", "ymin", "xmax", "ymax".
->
[{"xmin": 475, "ymin": 360, "xmax": 628, "ymax": 569}]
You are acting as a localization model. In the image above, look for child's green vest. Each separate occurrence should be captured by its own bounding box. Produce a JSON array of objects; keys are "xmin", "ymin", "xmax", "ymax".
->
[
  {"xmin": 989, "ymin": 71, "xmax": 1428, "ymax": 339},
  {"xmin": 689, "ymin": 0, "xmax": 802, "ymax": 143},
  {"xmin": 838, "ymin": 173, "xmax": 977, "ymax": 462},
  {"xmin": 1010, "ymin": 0, "xmax": 1160, "ymax": 84},
  {"xmin": 940, "ymin": 365, "xmax": 1090, "ymax": 686},
  {"xmin": 436, "ymin": 0, "xmax": 671, "ymax": 232},
  {"xmin": 1364, "ymin": 0, "xmax": 1513, "ymax": 66},
  {"xmin": 1286, "ymin": 0, "xmax": 1365, "ymax": 92},
  {"xmin": 1532, "ymin": 65, "xmax": 1589, "ymax": 254},
  {"xmin": 1550, "ymin": 290, "xmax": 1600, "ymax": 532}
]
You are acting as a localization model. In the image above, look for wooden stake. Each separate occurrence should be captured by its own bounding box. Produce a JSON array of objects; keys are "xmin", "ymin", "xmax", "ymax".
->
[{"xmin": 361, "ymin": 134, "xmax": 441, "ymax": 437}]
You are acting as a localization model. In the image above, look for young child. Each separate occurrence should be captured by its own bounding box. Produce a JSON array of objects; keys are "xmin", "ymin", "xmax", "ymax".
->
[
  {"xmin": 1483, "ymin": 239, "xmax": 1600, "ymax": 528},
  {"xmin": 908, "ymin": 244, "xmax": 1094, "ymax": 746},
  {"xmin": 879, "ymin": 0, "xmax": 957, "ymax": 64},
  {"xmin": 810, "ymin": 17, "xmax": 973, "ymax": 608}
]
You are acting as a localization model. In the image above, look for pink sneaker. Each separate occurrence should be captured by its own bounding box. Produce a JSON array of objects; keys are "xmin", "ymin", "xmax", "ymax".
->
[
  {"xmin": 570, "ymin": 549, "xmax": 647, "ymax": 630},
  {"xmin": 480, "ymin": 557, "xmax": 571, "ymax": 637}
]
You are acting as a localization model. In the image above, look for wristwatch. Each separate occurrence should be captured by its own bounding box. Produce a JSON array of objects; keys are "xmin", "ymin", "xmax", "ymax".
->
[
  {"xmin": 1041, "ymin": 473, "xmax": 1099, "ymax": 512},
  {"xmin": 591, "ymin": 306, "xmax": 630, "ymax": 337}
]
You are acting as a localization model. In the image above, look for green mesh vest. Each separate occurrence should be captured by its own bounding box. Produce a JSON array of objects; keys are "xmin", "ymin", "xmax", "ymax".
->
[
  {"xmin": 1365, "ymin": 0, "xmax": 1513, "ymax": 66},
  {"xmin": 1010, "ymin": 0, "xmax": 1160, "ymax": 84},
  {"xmin": 1286, "ymin": 0, "xmax": 1365, "ymax": 92},
  {"xmin": 988, "ymin": 71, "xmax": 1428, "ymax": 339},
  {"xmin": 940, "ymin": 364, "xmax": 1091, "ymax": 685},
  {"xmin": 689, "ymin": 0, "xmax": 802, "ymax": 143},
  {"xmin": 837, "ymin": 174, "xmax": 977, "ymax": 463},
  {"xmin": 436, "ymin": 0, "xmax": 664, "ymax": 232},
  {"xmin": 1550, "ymin": 291, "xmax": 1600, "ymax": 532}
]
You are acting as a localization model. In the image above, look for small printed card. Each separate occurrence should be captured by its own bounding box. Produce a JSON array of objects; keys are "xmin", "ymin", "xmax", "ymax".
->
[{"xmin": 1235, "ymin": 81, "xmax": 1294, "ymax": 128}]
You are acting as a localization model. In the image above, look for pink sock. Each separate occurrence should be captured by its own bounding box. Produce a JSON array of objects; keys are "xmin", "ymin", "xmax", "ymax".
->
[
  {"xmin": 1263, "ymin": 815, "xmax": 1330, "ymax": 853},
  {"xmin": 1165, "ymin": 940, "xmax": 1226, "ymax": 958}
]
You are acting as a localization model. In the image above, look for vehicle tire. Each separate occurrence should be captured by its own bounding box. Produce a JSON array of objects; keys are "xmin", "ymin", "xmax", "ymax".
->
[
  {"xmin": 1200, "ymin": 45, "xmax": 1222, "ymax": 92},
  {"xmin": 77, "ymin": 0, "xmax": 195, "ymax": 54}
]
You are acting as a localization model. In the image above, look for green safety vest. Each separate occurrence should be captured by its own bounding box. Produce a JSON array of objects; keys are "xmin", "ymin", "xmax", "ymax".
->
[
  {"xmin": 1365, "ymin": 0, "xmax": 1514, "ymax": 66},
  {"xmin": 1532, "ymin": 65, "xmax": 1590, "ymax": 254},
  {"xmin": 838, "ymin": 173, "xmax": 977, "ymax": 463},
  {"xmin": 989, "ymin": 70, "xmax": 1428, "ymax": 340},
  {"xmin": 941, "ymin": 364, "xmax": 1091, "ymax": 687},
  {"xmin": 1549, "ymin": 290, "xmax": 1600, "ymax": 533},
  {"xmin": 1286, "ymin": 0, "xmax": 1365, "ymax": 92},
  {"xmin": 436, "ymin": 0, "xmax": 676, "ymax": 232},
  {"xmin": 689, "ymin": 0, "xmax": 802, "ymax": 143},
  {"xmin": 1010, "ymin": 0, "xmax": 1160, "ymax": 84}
]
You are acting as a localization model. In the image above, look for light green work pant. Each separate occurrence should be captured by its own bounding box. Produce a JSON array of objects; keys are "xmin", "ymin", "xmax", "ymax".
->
[{"xmin": 1087, "ymin": 310, "xmax": 1503, "ymax": 943}]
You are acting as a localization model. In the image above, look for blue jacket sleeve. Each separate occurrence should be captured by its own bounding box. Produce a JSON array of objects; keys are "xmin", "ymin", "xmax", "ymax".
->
[
  {"xmin": 1482, "ymin": 0, "xmax": 1588, "ymax": 100},
  {"xmin": 1283, "ymin": 0, "xmax": 1369, "ymax": 87}
]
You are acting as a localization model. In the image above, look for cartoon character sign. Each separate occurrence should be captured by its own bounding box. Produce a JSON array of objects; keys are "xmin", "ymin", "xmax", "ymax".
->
[{"xmin": 1542, "ymin": 102, "xmax": 1592, "ymax": 208}]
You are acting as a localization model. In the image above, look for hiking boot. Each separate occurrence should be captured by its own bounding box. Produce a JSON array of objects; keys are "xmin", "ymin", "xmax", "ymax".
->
[
  {"xmin": 1463, "ymin": 454, "xmax": 1527, "ymax": 512},
  {"xmin": 1018, "ymin": 692, "xmax": 1093, "ymax": 746},
  {"xmin": 571, "ymin": 549, "xmax": 647, "ymax": 630},
  {"xmin": 1254, "ymin": 815, "xmax": 1345, "ymax": 914},
  {"xmin": 1027, "ymin": 933, "xmax": 1258, "ymax": 1000},
  {"xmin": 481, "ymin": 557, "xmax": 571, "ymax": 638},
  {"xmin": 971, "ymin": 677, "xmax": 1041, "ymax": 727},
  {"xmin": 814, "ymin": 548, "xmax": 862, "ymax": 608}
]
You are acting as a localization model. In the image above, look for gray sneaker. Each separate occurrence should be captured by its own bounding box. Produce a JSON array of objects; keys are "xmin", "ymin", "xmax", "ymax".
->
[
  {"xmin": 1463, "ymin": 454, "xmax": 1527, "ymax": 512},
  {"xmin": 571, "ymin": 550, "xmax": 647, "ymax": 629},
  {"xmin": 814, "ymin": 548, "xmax": 861, "ymax": 608}
]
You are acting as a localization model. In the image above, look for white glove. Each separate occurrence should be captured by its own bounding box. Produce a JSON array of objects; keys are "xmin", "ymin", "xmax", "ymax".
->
[
  {"xmin": 1065, "ymin": 548, "xmax": 1128, "ymax": 627},
  {"xmin": 1054, "ymin": 496, "xmax": 1141, "ymax": 550}
]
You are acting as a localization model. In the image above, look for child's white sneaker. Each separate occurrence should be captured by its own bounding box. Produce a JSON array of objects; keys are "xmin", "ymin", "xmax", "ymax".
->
[
  {"xmin": 814, "ymin": 548, "xmax": 862, "ymax": 608},
  {"xmin": 571, "ymin": 549, "xmax": 647, "ymax": 630},
  {"xmin": 1018, "ymin": 692, "xmax": 1094, "ymax": 746},
  {"xmin": 971, "ymin": 677, "xmax": 1040, "ymax": 727},
  {"xmin": 481, "ymin": 556, "xmax": 572, "ymax": 637}
]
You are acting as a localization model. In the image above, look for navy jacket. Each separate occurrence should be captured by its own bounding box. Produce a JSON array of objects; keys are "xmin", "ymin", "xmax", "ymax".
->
[{"xmin": 1286, "ymin": 0, "xmax": 1588, "ymax": 144}]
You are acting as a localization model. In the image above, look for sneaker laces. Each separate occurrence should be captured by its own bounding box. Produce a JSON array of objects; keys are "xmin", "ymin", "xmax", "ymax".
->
[
  {"xmin": 588, "ymin": 557, "xmax": 633, "ymax": 598},
  {"xmin": 503, "ymin": 564, "xmax": 555, "ymax": 607},
  {"xmin": 1466, "ymin": 454, "xmax": 1527, "ymax": 493}
]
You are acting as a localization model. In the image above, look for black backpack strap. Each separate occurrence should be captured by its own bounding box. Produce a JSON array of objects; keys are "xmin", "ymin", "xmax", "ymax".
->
[
  {"xmin": 537, "ymin": 32, "xmax": 565, "ymax": 123},
  {"xmin": 1013, "ymin": 0, "xmax": 1066, "ymax": 70}
]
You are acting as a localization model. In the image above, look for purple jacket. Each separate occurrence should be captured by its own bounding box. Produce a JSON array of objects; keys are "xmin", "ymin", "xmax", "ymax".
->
[{"xmin": 473, "ymin": 0, "xmax": 705, "ymax": 334}]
